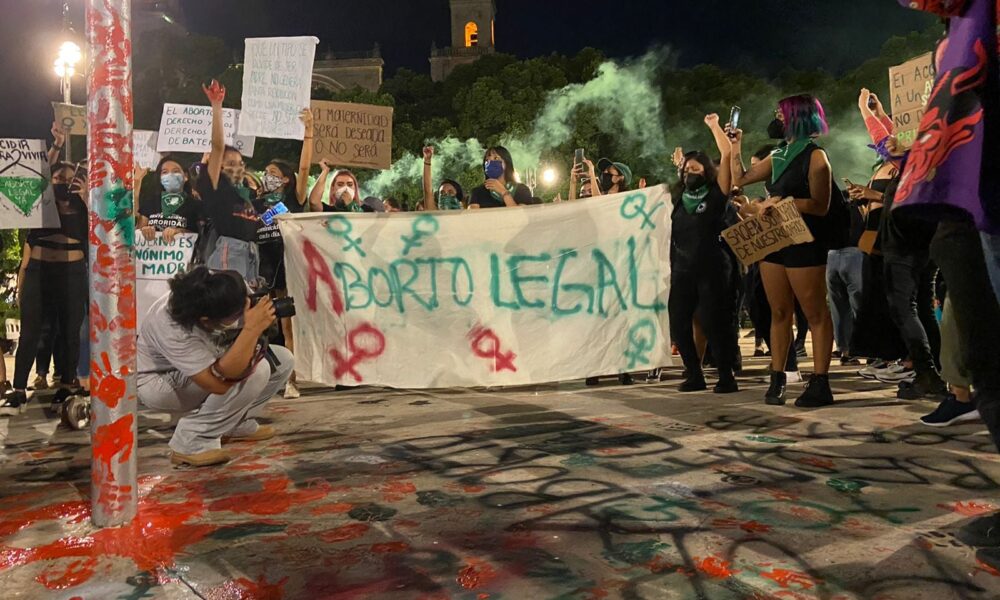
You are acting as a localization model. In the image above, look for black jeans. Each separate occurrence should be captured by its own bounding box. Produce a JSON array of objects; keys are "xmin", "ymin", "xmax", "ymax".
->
[
  {"xmin": 13, "ymin": 260, "xmax": 88, "ymax": 390},
  {"xmin": 884, "ymin": 254, "xmax": 941, "ymax": 375},
  {"xmin": 670, "ymin": 267, "xmax": 738, "ymax": 380},
  {"xmin": 931, "ymin": 222, "xmax": 1000, "ymax": 453}
]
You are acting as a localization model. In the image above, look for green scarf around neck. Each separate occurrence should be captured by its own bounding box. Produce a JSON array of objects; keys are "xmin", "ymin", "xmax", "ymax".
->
[
  {"xmin": 160, "ymin": 193, "xmax": 185, "ymax": 217},
  {"xmin": 681, "ymin": 185, "xmax": 709, "ymax": 214},
  {"xmin": 771, "ymin": 138, "xmax": 813, "ymax": 184}
]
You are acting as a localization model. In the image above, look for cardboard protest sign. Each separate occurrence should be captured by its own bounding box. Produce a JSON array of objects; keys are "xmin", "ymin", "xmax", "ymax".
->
[
  {"xmin": 889, "ymin": 52, "xmax": 935, "ymax": 149},
  {"xmin": 0, "ymin": 139, "xmax": 59, "ymax": 229},
  {"xmin": 279, "ymin": 185, "xmax": 673, "ymax": 388},
  {"xmin": 52, "ymin": 102, "xmax": 87, "ymax": 135},
  {"xmin": 310, "ymin": 100, "xmax": 393, "ymax": 170},
  {"xmin": 155, "ymin": 103, "xmax": 256, "ymax": 157},
  {"xmin": 721, "ymin": 199, "xmax": 814, "ymax": 268},
  {"xmin": 133, "ymin": 130, "xmax": 160, "ymax": 170},
  {"xmin": 135, "ymin": 233, "xmax": 198, "ymax": 329},
  {"xmin": 239, "ymin": 36, "xmax": 319, "ymax": 140}
]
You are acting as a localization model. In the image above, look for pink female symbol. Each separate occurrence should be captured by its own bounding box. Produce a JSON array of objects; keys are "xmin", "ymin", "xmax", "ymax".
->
[
  {"xmin": 469, "ymin": 326, "xmax": 517, "ymax": 373},
  {"xmin": 330, "ymin": 323, "xmax": 386, "ymax": 383}
]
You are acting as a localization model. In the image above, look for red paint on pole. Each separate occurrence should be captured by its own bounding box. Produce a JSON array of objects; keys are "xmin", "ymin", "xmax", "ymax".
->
[
  {"xmin": 303, "ymin": 238, "xmax": 344, "ymax": 314},
  {"xmin": 87, "ymin": 0, "xmax": 137, "ymax": 528}
]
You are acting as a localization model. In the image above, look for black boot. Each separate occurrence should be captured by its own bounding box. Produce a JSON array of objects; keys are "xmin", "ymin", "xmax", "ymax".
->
[
  {"xmin": 618, "ymin": 373, "xmax": 634, "ymax": 386},
  {"xmin": 764, "ymin": 371, "xmax": 787, "ymax": 406},
  {"xmin": 957, "ymin": 512, "xmax": 1000, "ymax": 547},
  {"xmin": 585, "ymin": 377, "xmax": 599, "ymax": 386},
  {"xmin": 679, "ymin": 371, "xmax": 707, "ymax": 392},
  {"xmin": 795, "ymin": 374, "xmax": 834, "ymax": 408},
  {"xmin": 714, "ymin": 374, "xmax": 739, "ymax": 394}
]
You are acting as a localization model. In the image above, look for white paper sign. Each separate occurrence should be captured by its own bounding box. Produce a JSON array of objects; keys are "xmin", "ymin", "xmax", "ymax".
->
[
  {"xmin": 135, "ymin": 233, "xmax": 199, "ymax": 330},
  {"xmin": 133, "ymin": 130, "xmax": 161, "ymax": 170},
  {"xmin": 0, "ymin": 138, "xmax": 59, "ymax": 229},
  {"xmin": 155, "ymin": 103, "xmax": 256, "ymax": 157},
  {"xmin": 279, "ymin": 186, "xmax": 673, "ymax": 388},
  {"xmin": 238, "ymin": 36, "xmax": 319, "ymax": 140}
]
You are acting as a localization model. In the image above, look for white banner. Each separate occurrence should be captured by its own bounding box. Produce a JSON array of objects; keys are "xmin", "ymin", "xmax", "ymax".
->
[
  {"xmin": 135, "ymin": 233, "xmax": 198, "ymax": 330},
  {"xmin": 133, "ymin": 130, "xmax": 161, "ymax": 170},
  {"xmin": 279, "ymin": 186, "xmax": 673, "ymax": 388},
  {"xmin": 155, "ymin": 103, "xmax": 256, "ymax": 157},
  {"xmin": 239, "ymin": 36, "xmax": 319, "ymax": 140},
  {"xmin": 0, "ymin": 139, "xmax": 59, "ymax": 229}
]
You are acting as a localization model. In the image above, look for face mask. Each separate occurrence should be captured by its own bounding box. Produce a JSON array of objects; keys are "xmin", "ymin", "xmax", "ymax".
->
[
  {"xmin": 160, "ymin": 173, "xmax": 184, "ymax": 194},
  {"xmin": 52, "ymin": 183, "xmax": 71, "ymax": 201},
  {"xmin": 484, "ymin": 160, "xmax": 504, "ymax": 180},
  {"xmin": 600, "ymin": 172, "xmax": 616, "ymax": 192},
  {"xmin": 438, "ymin": 194, "xmax": 461, "ymax": 210},
  {"xmin": 767, "ymin": 118, "xmax": 786, "ymax": 140},
  {"xmin": 262, "ymin": 173, "xmax": 284, "ymax": 193},
  {"xmin": 684, "ymin": 174, "xmax": 707, "ymax": 191},
  {"xmin": 335, "ymin": 185, "xmax": 354, "ymax": 203}
]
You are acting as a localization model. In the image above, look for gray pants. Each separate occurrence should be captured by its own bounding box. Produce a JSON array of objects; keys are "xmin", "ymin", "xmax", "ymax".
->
[
  {"xmin": 940, "ymin": 298, "xmax": 970, "ymax": 389},
  {"xmin": 207, "ymin": 236, "xmax": 260, "ymax": 284},
  {"xmin": 826, "ymin": 247, "xmax": 864, "ymax": 354},
  {"xmin": 138, "ymin": 345, "xmax": 294, "ymax": 455}
]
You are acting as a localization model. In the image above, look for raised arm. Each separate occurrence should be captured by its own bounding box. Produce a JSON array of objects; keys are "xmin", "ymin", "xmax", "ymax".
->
[
  {"xmin": 295, "ymin": 109, "xmax": 314, "ymax": 207},
  {"xmin": 309, "ymin": 159, "xmax": 333, "ymax": 212},
  {"xmin": 202, "ymin": 80, "xmax": 226, "ymax": 191},
  {"xmin": 730, "ymin": 129, "xmax": 771, "ymax": 188},
  {"xmin": 422, "ymin": 146, "xmax": 437, "ymax": 210},
  {"xmin": 705, "ymin": 113, "xmax": 733, "ymax": 193},
  {"xmin": 47, "ymin": 123, "xmax": 65, "ymax": 166}
]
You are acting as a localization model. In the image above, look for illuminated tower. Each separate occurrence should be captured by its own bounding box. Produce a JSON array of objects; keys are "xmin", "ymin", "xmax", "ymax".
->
[{"xmin": 430, "ymin": 0, "xmax": 497, "ymax": 82}]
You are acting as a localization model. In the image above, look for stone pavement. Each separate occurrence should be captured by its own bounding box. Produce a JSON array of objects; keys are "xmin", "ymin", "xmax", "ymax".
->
[{"xmin": 2, "ymin": 350, "xmax": 1000, "ymax": 599}]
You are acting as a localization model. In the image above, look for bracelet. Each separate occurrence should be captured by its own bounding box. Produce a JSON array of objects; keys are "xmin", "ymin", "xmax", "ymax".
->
[
  {"xmin": 424, "ymin": 161, "xmax": 431, "ymax": 166},
  {"xmin": 53, "ymin": 145, "xmax": 64, "ymax": 150}
]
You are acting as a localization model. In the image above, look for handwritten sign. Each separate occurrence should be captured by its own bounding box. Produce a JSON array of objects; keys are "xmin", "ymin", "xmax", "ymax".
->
[
  {"xmin": 133, "ymin": 130, "xmax": 160, "ymax": 170},
  {"xmin": 135, "ymin": 233, "xmax": 198, "ymax": 329},
  {"xmin": 52, "ymin": 102, "xmax": 87, "ymax": 135},
  {"xmin": 310, "ymin": 100, "xmax": 394, "ymax": 170},
  {"xmin": 721, "ymin": 199, "xmax": 814, "ymax": 268},
  {"xmin": 0, "ymin": 138, "xmax": 59, "ymax": 229},
  {"xmin": 889, "ymin": 52, "xmax": 935, "ymax": 149},
  {"xmin": 155, "ymin": 103, "xmax": 256, "ymax": 157},
  {"xmin": 238, "ymin": 36, "xmax": 319, "ymax": 140},
  {"xmin": 279, "ymin": 186, "xmax": 673, "ymax": 388}
]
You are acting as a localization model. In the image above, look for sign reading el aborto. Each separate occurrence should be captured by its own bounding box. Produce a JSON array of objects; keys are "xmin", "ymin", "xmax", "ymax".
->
[
  {"xmin": 310, "ymin": 100, "xmax": 394, "ymax": 170},
  {"xmin": 721, "ymin": 199, "xmax": 814, "ymax": 268},
  {"xmin": 155, "ymin": 103, "xmax": 257, "ymax": 157},
  {"xmin": 135, "ymin": 233, "xmax": 198, "ymax": 330},
  {"xmin": 279, "ymin": 186, "xmax": 673, "ymax": 388},
  {"xmin": 889, "ymin": 52, "xmax": 935, "ymax": 150}
]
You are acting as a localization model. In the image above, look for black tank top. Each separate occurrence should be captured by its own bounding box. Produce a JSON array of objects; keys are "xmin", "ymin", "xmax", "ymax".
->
[
  {"xmin": 670, "ymin": 183, "xmax": 734, "ymax": 274},
  {"xmin": 27, "ymin": 196, "xmax": 88, "ymax": 252},
  {"xmin": 769, "ymin": 143, "xmax": 830, "ymax": 247}
]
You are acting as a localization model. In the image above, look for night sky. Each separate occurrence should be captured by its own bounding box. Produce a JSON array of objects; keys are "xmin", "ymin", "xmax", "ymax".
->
[{"xmin": 0, "ymin": 0, "xmax": 934, "ymax": 139}]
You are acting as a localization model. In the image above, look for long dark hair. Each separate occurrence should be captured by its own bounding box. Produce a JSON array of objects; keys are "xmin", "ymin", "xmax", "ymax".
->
[
  {"xmin": 484, "ymin": 146, "xmax": 516, "ymax": 182},
  {"xmin": 266, "ymin": 159, "xmax": 299, "ymax": 206},
  {"xmin": 167, "ymin": 267, "xmax": 247, "ymax": 331},
  {"xmin": 138, "ymin": 155, "xmax": 190, "ymax": 210}
]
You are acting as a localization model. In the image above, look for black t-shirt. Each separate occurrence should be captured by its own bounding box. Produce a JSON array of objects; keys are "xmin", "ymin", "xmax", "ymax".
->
[
  {"xmin": 846, "ymin": 201, "xmax": 866, "ymax": 247},
  {"xmin": 879, "ymin": 177, "xmax": 937, "ymax": 258},
  {"xmin": 671, "ymin": 183, "xmax": 734, "ymax": 273},
  {"xmin": 196, "ymin": 171, "xmax": 260, "ymax": 242},
  {"xmin": 140, "ymin": 192, "xmax": 203, "ymax": 232},
  {"xmin": 469, "ymin": 183, "xmax": 533, "ymax": 209}
]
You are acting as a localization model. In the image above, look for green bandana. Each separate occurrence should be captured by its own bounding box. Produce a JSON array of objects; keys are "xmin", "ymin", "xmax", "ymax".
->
[
  {"xmin": 234, "ymin": 184, "xmax": 252, "ymax": 203},
  {"xmin": 261, "ymin": 191, "xmax": 284, "ymax": 205},
  {"xmin": 771, "ymin": 138, "xmax": 813, "ymax": 184},
  {"xmin": 347, "ymin": 201, "xmax": 363, "ymax": 213},
  {"xmin": 439, "ymin": 194, "xmax": 462, "ymax": 210},
  {"xmin": 681, "ymin": 186, "xmax": 709, "ymax": 214},
  {"xmin": 160, "ymin": 193, "xmax": 185, "ymax": 217},
  {"xmin": 490, "ymin": 183, "xmax": 516, "ymax": 202}
]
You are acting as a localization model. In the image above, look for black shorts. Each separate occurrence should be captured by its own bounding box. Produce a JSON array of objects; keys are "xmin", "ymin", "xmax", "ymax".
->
[{"xmin": 762, "ymin": 240, "xmax": 829, "ymax": 268}]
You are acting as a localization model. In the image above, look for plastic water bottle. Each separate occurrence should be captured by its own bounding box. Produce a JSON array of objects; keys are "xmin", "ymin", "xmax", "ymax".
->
[{"xmin": 260, "ymin": 201, "xmax": 289, "ymax": 226}]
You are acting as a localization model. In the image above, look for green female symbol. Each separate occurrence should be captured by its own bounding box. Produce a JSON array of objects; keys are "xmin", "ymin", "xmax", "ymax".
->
[
  {"xmin": 325, "ymin": 215, "xmax": 366, "ymax": 257},
  {"xmin": 401, "ymin": 215, "xmax": 440, "ymax": 256},
  {"xmin": 624, "ymin": 319, "xmax": 656, "ymax": 369}
]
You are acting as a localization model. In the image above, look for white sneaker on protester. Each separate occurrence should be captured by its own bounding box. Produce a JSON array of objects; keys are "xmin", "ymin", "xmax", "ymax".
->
[
  {"xmin": 858, "ymin": 361, "xmax": 888, "ymax": 379},
  {"xmin": 785, "ymin": 371, "xmax": 803, "ymax": 384},
  {"xmin": 875, "ymin": 365, "xmax": 916, "ymax": 384},
  {"xmin": 283, "ymin": 381, "xmax": 300, "ymax": 399}
]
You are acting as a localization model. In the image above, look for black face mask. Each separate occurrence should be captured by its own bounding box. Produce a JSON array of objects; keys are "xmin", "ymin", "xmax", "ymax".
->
[
  {"xmin": 767, "ymin": 118, "xmax": 786, "ymax": 140},
  {"xmin": 600, "ymin": 172, "xmax": 615, "ymax": 192},
  {"xmin": 684, "ymin": 174, "xmax": 707, "ymax": 191},
  {"xmin": 52, "ymin": 183, "xmax": 71, "ymax": 201}
]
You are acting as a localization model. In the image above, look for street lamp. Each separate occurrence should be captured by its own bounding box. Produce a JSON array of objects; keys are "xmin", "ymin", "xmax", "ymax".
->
[
  {"xmin": 542, "ymin": 167, "xmax": 557, "ymax": 186},
  {"xmin": 54, "ymin": 39, "xmax": 81, "ymax": 161}
]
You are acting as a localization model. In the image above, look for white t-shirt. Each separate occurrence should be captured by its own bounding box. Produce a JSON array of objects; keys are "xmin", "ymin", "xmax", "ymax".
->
[{"xmin": 137, "ymin": 293, "xmax": 227, "ymax": 385}]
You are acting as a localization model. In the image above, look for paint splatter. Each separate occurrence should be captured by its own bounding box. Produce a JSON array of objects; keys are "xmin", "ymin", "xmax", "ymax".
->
[
  {"xmin": 694, "ymin": 556, "xmax": 738, "ymax": 578},
  {"xmin": 207, "ymin": 475, "xmax": 328, "ymax": 516},
  {"xmin": 797, "ymin": 457, "xmax": 836, "ymax": 469},
  {"xmin": 311, "ymin": 502, "xmax": 355, "ymax": 515},
  {"xmin": 371, "ymin": 542, "xmax": 410, "ymax": 553},
  {"xmin": 746, "ymin": 435, "xmax": 795, "ymax": 444},
  {"xmin": 939, "ymin": 501, "xmax": 997, "ymax": 516},
  {"xmin": 206, "ymin": 575, "xmax": 288, "ymax": 600},
  {"xmin": 381, "ymin": 480, "xmax": 417, "ymax": 502},
  {"xmin": 457, "ymin": 559, "xmax": 498, "ymax": 589},
  {"xmin": 827, "ymin": 479, "xmax": 870, "ymax": 494},
  {"xmin": 348, "ymin": 503, "xmax": 397, "ymax": 522},
  {"xmin": 561, "ymin": 454, "xmax": 597, "ymax": 467},
  {"xmin": 760, "ymin": 568, "xmax": 819, "ymax": 589},
  {"xmin": 711, "ymin": 518, "xmax": 772, "ymax": 534},
  {"xmin": 603, "ymin": 540, "xmax": 670, "ymax": 565},
  {"xmin": 416, "ymin": 490, "xmax": 463, "ymax": 508},
  {"xmin": 318, "ymin": 523, "xmax": 369, "ymax": 543}
]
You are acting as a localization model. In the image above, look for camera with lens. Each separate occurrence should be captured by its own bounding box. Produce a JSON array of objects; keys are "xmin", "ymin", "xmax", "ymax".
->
[{"xmin": 249, "ymin": 288, "xmax": 296, "ymax": 320}]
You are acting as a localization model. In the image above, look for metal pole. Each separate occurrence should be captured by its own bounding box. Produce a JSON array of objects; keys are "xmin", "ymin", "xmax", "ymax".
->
[
  {"xmin": 63, "ymin": 75, "xmax": 72, "ymax": 162},
  {"xmin": 86, "ymin": 0, "xmax": 137, "ymax": 528}
]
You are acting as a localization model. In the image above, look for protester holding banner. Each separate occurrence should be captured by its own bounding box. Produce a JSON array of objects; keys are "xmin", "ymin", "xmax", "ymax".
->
[
  {"xmin": 667, "ymin": 114, "xmax": 740, "ymax": 393},
  {"xmin": 422, "ymin": 146, "xmax": 465, "ymax": 211},
  {"xmin": 731, "ymin": 94, "xmax": 837, "ymax": 408},
  {"xmin": 136, "ymin": 156, "xmax": 203, "ymax": 243},
  {"xmin": 196, "ymin": 80, "xmax": 262, "ymax": 282},
  {"xmin": 3, "ymin": 163, "xmax": 89, "ymax": 414},
  {"xmin": 468, "ymin": 146, "xmax": 532, "ymax": 209},
  {"xmin": 253, "ymin": 109, "xmax": 315, "ymax": 400}
]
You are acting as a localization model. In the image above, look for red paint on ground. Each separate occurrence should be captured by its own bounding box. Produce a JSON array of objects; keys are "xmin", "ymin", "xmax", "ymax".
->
[
  {"xmin": 939, "ymin": 501, "xmax": 997, "ymax": 516},
  {"xmin": 694, "ymin": 556, "xmax": 738, "ymax": 578},
  {"xmin": 0, "ymin": 499, "xmax": 89, "ymax": 538},
  {"xmin": 760, "ymin": 568, "xmax": 818, "ymax": 589},
  {"xmin": 208, "ymin": 475, "xmax": 328, "ymax": 515},
  {"xmin": 381, "ymin": 480, "xmax": 417, "ymax": 502},
  {"xmin": 318, "ymin": 523, "xmax": 370, "ymax": 543},
  {"xmin": 206, "ymin": 575, "xmax": 288, "ymax": 600},
  {"xmin": 311, "ymin": 502, "xmax": 355, "ymax": 515},
  {"xmin": 711, "ymin": 518, "xmax": 772, "ymax": 533},
  {"xmin": 977, "ymin": 559, "xmax": 1000, "ymax": 577},
  {"xmin": 371, "ymin": 542, "xmax": 410, "ymax": 553},
  {"xmin": 797, "ymin": 457, "xmax": 835, "ymax": 469},
  {"xmin": 35, "ymin": 557, "xmax": 99, "ymax": 590},
  {"xmin": 457, "ymin": 559, "xmax": 498, "ymax": 589}
]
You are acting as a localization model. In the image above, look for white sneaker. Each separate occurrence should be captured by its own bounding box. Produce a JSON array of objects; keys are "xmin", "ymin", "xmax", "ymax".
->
[
  {"xmin": 283, "ymin": 381, "xmax": 300, "ymax": 399},
  {"xmin": 646, "ymin": 368, "xmax": 662, "ymax": 383},
  {"xmin": 875, "ymin": 367, "xmax": 916, "ymax": 384},
  {"xmin": 858, "ymin": 361, "xmax": 887, "ymax": 379},
  {"xmin": 784, "ymin": 371, "xmax": 803, "ymax": 384}
]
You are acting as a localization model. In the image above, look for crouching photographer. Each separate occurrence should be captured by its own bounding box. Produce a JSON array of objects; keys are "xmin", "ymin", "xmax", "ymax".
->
[{"xmin": 137, "ymin": 266, "xmax": 295, "ymax": 467}]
